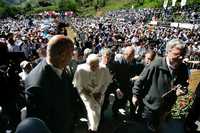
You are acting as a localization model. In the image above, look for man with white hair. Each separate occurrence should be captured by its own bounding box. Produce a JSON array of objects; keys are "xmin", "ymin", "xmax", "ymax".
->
[
  {"xmin": 132, "ymin": 39, "xmax": 189, "ymax": 133},
  {"xmin": 73, "ymin": 54, "xmax": 112, "ymax": 133}
]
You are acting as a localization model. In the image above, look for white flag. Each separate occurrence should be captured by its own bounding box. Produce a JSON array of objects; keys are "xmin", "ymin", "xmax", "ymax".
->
[
  {"xmin": 172, "ymin": 0, "xmax": 177, "ymax": 7},
  {"xmin": 163, "ymin": 0, "xmax": 168, "ymax": 9},
  {"xmin": 181, "ymin": 0, "xmax": 187, "ymax": 7}
]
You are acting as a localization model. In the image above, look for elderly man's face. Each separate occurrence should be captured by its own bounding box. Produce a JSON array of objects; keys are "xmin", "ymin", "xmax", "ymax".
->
[
  {"xmin": 144, "ymin": 53, "xmax": 154, "ymax": 65},
  {"xmin": 124, "ymin": 49, "xmax": 134, "ymax": 63},
  {"xmin": 89, "ymin": 61, "xmax": 99, "ymax": 71},
  {"xmin": 167, "ymin": 47, "xmax": 185, "ymax": 69}
]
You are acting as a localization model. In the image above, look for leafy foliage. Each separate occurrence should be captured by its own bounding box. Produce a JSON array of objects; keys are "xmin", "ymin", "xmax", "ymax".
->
[
  {"xmin": 0, "ymin": 0, "xmax": 23, "ymax": 17},
  {"xmin": 170, "ymin": 89, "xmax": 194, "ymax": 120}
]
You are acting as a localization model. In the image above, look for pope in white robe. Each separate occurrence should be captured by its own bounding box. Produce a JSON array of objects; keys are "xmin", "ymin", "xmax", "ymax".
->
[{"xmin": 73, "ymin": 54, "xmax": 112, "ymax": 132}]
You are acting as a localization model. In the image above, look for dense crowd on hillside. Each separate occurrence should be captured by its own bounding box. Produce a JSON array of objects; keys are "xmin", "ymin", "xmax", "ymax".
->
[
  {"xmin": 72, "ymin": 8, "xmax": 200, "ymax": 64},
  {"xmin": 0, "ymin": 5, "xmax": 200, "ymax": 133}
]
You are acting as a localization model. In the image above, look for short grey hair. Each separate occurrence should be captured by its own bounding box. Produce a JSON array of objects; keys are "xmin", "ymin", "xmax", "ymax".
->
[
  {"xmin": 166, "ymin": 39, "xmax": 187, "ymax": 54},
  {"xmin": 86, "ymin": 54, "xmax": 99, "ymax": 64}
]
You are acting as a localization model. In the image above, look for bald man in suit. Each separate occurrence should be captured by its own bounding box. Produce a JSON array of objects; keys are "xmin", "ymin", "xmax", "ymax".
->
[{"xmin": 25, "ymin": 35, "xmax": 76, "ymax": 133}]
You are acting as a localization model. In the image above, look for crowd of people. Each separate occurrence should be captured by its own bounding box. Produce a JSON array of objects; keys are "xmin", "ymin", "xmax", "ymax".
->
[{"xmin": 0, "ymin": 5, "xmax": 200, "ymax": 133}]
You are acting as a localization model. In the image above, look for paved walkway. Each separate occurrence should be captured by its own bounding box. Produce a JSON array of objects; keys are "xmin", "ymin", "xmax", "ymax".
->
[{"xmin": 73, "ymin": 104, "xmax": 192, "ymax": 133}]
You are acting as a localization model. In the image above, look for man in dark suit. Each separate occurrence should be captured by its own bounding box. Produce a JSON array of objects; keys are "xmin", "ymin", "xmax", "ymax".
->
[
  {"xmin": 111, "ymin": 46, "xmax": 141, "ymax": 119},
  {"xmin": 185, "ymin": 82, "xmax": 200, "ymax": 133},
  {"xmin": 25, "ymin": 35, "xmax": 76, "ymax": 133},
  {"xmin": 132, "ymin": 39, "xmax": 189, "ymax": 133}
]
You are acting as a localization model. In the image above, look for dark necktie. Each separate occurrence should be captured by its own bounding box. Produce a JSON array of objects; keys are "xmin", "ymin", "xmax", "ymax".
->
[
  {"xmin": 61, "ymin": 70, "xmax": 68, "ymax": 80},
  {"xmin": 170, "ymin": 69, "xmax": 179, "ymax": 90}
]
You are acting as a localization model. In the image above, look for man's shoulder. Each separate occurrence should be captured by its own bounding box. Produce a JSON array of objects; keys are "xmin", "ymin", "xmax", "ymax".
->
[
  {"xmin": 146, "ymin": 57, "xmax": 164, "ymax": 69},
  {"xmin": 28, "ymin": 60, "xmax": 47, "ymax": 77},
  {"xmin": 25, "ymin": 60, "xmax": 50, "ymax": 89},
  {"xmin": 151, "ymin": 57, "xmax": 163, "ymax": 65},
  {"xmin": 179, "ymin": 62, "xmax": 189, "ymax": 73}
]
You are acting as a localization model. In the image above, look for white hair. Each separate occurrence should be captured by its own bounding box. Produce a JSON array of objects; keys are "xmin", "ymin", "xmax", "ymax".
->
[
  {"xmin": 166, "ymin": 39, "xmax": 186, "ymax": 54},
  {"xmin": 86, "ymin": 54, "xmax": 99, "ymax": 64},
  {"xmin": 84, "ymin": 48, "xmax": 92, "ymax": 57}
]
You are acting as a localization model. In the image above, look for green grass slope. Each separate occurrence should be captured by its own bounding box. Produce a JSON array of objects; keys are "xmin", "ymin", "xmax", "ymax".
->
[{"xmin": 1, "ymin": 0, "xmax": 200, "ymax": 17}]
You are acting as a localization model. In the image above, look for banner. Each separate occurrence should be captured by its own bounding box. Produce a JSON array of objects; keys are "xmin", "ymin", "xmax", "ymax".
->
[
  {"xmin": 179, "ymin": 23, "xmax": 194, "ymax": 29},
  {"xmin": 172, "ymin": 0, "xmax": 177, "ymax": 7},
  {"xmin": 163, "ymin": 0, "xmax": 168, "ymax": 9},
  {"xmin": 171, "ymin": 22, "xmax": 179, "ymax": 27},
  {"xmin": 181, "ymin": 0, "xmax": 187, "ymax": 7}
]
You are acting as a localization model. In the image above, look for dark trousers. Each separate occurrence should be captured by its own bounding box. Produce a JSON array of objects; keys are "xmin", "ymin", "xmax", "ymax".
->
[
  {"xmin": 185, "ymin": 83, "xmax": 200, "ymax": 132},
  {"xmin": 112, "ymin": 93, "xmax": 135, "ymax": 119},
  {"xmin": 140, "ymin": 105, "xmax": 164, "ymax": 133},
  {"xmin": 0, "ymin": 102, "xmax": 20, "ymax": 132},
  {"xmin": 185, "ymin": 96, "xmax": 200, "ymax": 132}
]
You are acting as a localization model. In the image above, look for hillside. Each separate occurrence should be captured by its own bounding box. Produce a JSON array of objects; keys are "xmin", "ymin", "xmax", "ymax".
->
[
  {"xmin": 2, "ymin": 0, "xmax": 25, "ymax": 4},
  {"xmin": 1, "ymin": 0, "xmax": 200, "ymax": 17}
]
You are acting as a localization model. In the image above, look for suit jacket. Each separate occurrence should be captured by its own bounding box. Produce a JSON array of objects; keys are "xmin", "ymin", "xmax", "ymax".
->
[
  {"xmin": 185, "ymin": 82, "xmax": 200, "ymax": 126},
  {"xmin": 25, "ymin": 59, "xmax": 76, "ymax": 133},
  {"xmin": 111, "ymin": 58, "xmax": 140, "ymax": 95},
  {"xmin": 132, "ymin": 57, "xmax": 189, "ymax": 111}
]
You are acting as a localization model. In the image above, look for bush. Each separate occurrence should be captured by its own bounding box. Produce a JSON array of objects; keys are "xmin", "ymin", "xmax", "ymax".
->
[
  {"xmin": 170, "ymin": 89, "xmax": 194, "ymax": 120},
  {"xmin": 66, "ymin": 0, "xmax": 77, "ymax": 12},
  {"xmin": 27, "ymin": 6, "xmax": 58, "ymax": 15},
  {"xmin": 57, "ymin": 0, "xmax": 77, "ymax": 12}
]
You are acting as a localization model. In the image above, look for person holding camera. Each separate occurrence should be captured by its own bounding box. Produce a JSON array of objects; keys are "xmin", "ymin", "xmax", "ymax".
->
[{"xmin": 132, "ymin": 39, "xmax": 189, "ymax": 133}]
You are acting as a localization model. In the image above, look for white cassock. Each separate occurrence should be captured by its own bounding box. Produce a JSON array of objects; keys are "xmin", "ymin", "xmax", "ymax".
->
[{"xmin": 73, "ymin": 63, "xmax": 112, "ymax": 131}]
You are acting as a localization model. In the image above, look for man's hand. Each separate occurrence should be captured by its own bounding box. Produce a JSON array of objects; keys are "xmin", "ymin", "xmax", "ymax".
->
[
  {"xmin": 116, "ymin": 88, "xmax": 124, "ymax": 99},
  {"xmin": 93, "ymin": 92, "xmax": 101, "ymax": 101},
  {"xmin": 176, "ymin": 87, "xmax": 187, "ymax": 96},
  {"xmin": 82, "ymin": 89, "xmax": 92, "ymax": 95},
  {"xmin": 132, "ymin": 96, "xmax": 138, "ymax": 105},
  {"xmin": 131, "ymin": 76, "xmax": 139, "ymax": 81}
]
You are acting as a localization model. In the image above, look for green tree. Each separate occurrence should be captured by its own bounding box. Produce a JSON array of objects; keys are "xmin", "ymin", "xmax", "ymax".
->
[
  {"xmin": 0, "ymin": 0, "xmax": 8, "ymax": 17},
  {"xmin": 58, "ymin": 0, "xmax": 77, "ymax": 11},
  {"xmin": 102, "ymin": 0, "xmax": 106, "ymax": 7},
  {"xmin": 24, "ymin": 2, "xmax": 32, "ymax": 12},
  {"xmin": 58, "ymin": 0, "xmax": 67, "ymax": 11},
  {"xmin": 5, "ymin": 6, "xmax": 22, "ymax": 17},
  {"xmin": 66, "ymin": 0, "xmax": 77, "ymax": 12}
]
